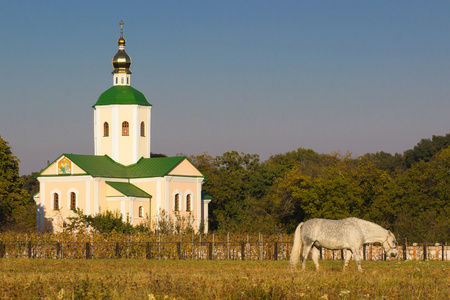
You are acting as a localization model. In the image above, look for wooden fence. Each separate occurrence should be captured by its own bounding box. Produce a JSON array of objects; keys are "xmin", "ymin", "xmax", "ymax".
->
[{"xmin": 0, "ymin": 240, "xmax": 448, "ymax": 261}]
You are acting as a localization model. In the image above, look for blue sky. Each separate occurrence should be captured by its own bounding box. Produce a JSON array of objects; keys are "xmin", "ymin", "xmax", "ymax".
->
[{"xmin": 1, "ymin": 1, "xmax": 450, "ymax": 175}]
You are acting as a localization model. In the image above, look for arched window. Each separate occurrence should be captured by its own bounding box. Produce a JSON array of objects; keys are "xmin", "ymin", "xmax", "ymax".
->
[
  {"xmin": 103, "ymin": 122, "xmax": 109, "ymax": 137},
  {"xmin": 139, "ymin": 206, "xmax": 143, "ymax": 218},
  {"xmin": 140, "ymin": 122, "xmax": 145, "ymax": 137},
  {"xmin": 186, "ymin": 194, "xmax": 191, "ymax": 212},
  {"xmin": 122, "ymin": 121, "xmax": 129, "ymax": 136},
  {"xmin": 53, "ymin": 193, "xmax": 59, "ymax": 210},
  {"xmin": 70, "ymin": 192, "xmax": 76, "ymax": 210},
  {"xmin": 174, "ymin": 194, "xmax": 180, "ymax": 212}
]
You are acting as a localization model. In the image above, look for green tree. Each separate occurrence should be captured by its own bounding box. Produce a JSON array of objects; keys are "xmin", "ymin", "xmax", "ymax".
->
[
  {"xmin": 266, "ymin": 148, "xmax": 337, "ymax": 178},
  {"xmin": 0, "ymin": 135, "xmax": 32, "ymax": 231},
  {"xmin": 363, "ymin": 151, "xmax": 403, "ymax": 174},
  {"xmin": 190, "ymin": 148, "xmax": 339, "ymax": 233},
  {"xmin": 403, "ymin": 133, "xmax": 450, "ymax": 169},
  {"xmin": 390, "ymin": 148, "xmax": 450, "ymax": 242},
  {"xmin": 260, "ymin": 150, "xmax": 336, "ymax": 232},
  {"xmin": 212, "ymin": 151, "xmax": 260, "ymax": 231},
  {"xmin": 265, "ymin": 152, "xmax": 394, "ymax": 232},
  {"xmin": 22, "ymin": 172, "xmax": 40, "ymax": 196},
  {"xmin": 189, "ymin": 151, "xmax": 267, "ymax": 232},
  {"xmin": 264, "ymin": 166, "xmax": 311, "ymax": 232}
]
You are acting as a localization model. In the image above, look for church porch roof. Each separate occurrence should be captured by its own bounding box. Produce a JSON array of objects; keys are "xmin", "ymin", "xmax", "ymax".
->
[{"xmin": 106, "ymin": 181, "xmax": 151, "ymax": 198}]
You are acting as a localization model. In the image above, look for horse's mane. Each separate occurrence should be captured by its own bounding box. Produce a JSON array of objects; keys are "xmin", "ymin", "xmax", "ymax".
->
[{"xmin": 351, "ymin": 218, "xmax": 388, "ymax": 241}]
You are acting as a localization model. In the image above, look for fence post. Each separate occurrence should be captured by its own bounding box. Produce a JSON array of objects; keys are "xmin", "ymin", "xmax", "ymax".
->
[
  {"xmin": 56, "ymin": 242, "xmax": 61, "ymax": 259},
  {"xmin": 442, "ymin": 244, "xmax": 445, "ymax": 261},
  {"xmin": 259, "ymin": 233, "xmax": 263, "ymax": 261},
  {"xmin": 363, "ymin": 244, "xmax": 366, "ymax": 261},
  {"xmin": 212, "ymin": 234, "xmax": 215, "ymax": 260},
  {"xmin": 280, "ymin": 234, "xmax": 283, "ymax": 260},
  {"xmin": 403, "ymin": 243, "xmax": 407, "ymax": 261},
  {"xmin": 158, "ymin": 234, "xmax": 161, "ymax": 260},
  {"xmin": 146, "ymin": 242, "xmax": 151, "ymax": 260},
  {"xmin": 227, "ymin": 232, "xmax": 230, "ymax": 260},
  {"xmin": 85, "ymin": 243, "xmax": 90, "ymax": 259},
  {"xmin": 177, "ymin": 242, "xmax": 182, "ymax": 260},
  {"xmin": 0, "ymin": 242, "xmax": 4, "ymax": 258},
  {"xmin": 208, "ymin": 242, "xmax": 213, "ymax": 260},
  {"xmin": 116, "ymin": 242, "xmax": 120, "ymax": 258},
  {"xmin": 241, "ymin": 242, "xmax": 245, "ymax": 261},
  {"xmin": 423, "ymin": 244, "xmax": 427, "ymax": 261},
  {"xmin": 192, "ymin": 232, "xmax": 194, "ymax": 260},
  {"xmin": 274, "ymin": 242, "xmax": 278, "ymax": 261},
  {"xmin": 28, "ymin": 242, "xmax": 32, "ymax": 258}
]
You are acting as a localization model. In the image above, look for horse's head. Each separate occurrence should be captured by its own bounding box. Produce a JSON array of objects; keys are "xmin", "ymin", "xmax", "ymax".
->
[{"xmin": 382, "ymin": 231, "xmax": 398, "ymax": 258}]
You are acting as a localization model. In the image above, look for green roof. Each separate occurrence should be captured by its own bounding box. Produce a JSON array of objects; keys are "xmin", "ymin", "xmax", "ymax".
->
[
  {"xmin": 94, "ymin": 86, "xmax": 152, "ymax": 106},
  {"xmin": 39, "ymin": 154, "xmax": 202, "ymax": 180},
  {"xmin": 202, "ymin": 192, "xmax": 214, "ymax": 200},
  {"xmin": 105, "ymin": 181, "xmax": 151, "ymax": 198},
  {"xmin": 63, "ymin": 154, "xmax": 129, "ymax": 177},
  {"xmin": 128, "ymin": 156, "xmax": 187, "ymax": 177}
]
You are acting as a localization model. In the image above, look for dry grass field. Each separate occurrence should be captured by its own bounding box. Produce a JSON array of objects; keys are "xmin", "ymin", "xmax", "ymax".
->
[{"xmin": 0, "ymin": 259, "xmax": 448, "ymax": 299}]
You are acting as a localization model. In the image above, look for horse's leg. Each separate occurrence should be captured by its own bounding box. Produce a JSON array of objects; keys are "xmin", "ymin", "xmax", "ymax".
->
[
  {"xmin": 310, "ymin": 247, "xmax": 320, "ymax": 271},
  {"xmin": 343, "ymin": 249, "xmax": 352, "ymax": 271},
  {"xmin": 351, "ymin": 248, "xmax": 363, "ymax": 272},
  {"xmin": 301, "ymin": 242, "xmax": 313, "ymax": 270}
]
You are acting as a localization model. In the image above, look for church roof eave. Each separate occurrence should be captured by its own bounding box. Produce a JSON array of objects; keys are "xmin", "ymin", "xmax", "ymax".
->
[{"xmin": 36, "ymin": 154, "xmax": 204, "ymax": 180}]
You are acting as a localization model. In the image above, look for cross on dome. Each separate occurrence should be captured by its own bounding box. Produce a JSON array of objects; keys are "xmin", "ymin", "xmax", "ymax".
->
[{"xmin": 112, "ymin": 20, "xmax": 131, "ymax": 85}]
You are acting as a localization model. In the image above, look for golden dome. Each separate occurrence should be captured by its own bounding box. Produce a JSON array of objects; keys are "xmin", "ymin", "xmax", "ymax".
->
[
  {"xmin": 112, "ymin": 21, "xmax": 132, "ymax": 74},
  {"xmin": 118, "ymin": 36, "xmax": 126, "ymax": 47}
]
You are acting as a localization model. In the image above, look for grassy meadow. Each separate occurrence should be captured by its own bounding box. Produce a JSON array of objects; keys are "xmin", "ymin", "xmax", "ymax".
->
[{"xmin": 0, "ymin": 259, "xmax": 448, "ymax": 299}]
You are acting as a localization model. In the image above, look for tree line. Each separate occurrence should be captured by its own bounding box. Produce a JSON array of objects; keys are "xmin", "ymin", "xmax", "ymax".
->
[
  {"xmin": 189, "ymin": 134, "xmax": 450, "ymax": 242},
  {"xmin": 1, "ymin": 134, "xmax": 449, "ymax": 242}
]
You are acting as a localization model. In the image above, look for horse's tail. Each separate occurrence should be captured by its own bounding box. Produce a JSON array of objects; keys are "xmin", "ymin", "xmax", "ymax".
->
[{"xmin": 290, "ymin": 222, "xmax": 304, "ymax": 267}]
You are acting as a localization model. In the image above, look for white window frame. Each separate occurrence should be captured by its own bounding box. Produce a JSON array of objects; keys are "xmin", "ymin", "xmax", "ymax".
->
[
  {"xmin": 173, "ymin": 190, "xmax": 182, "ymax": 211},
  {"xmin": 50, "ymin": 189, "xmax": 62, "ymax": 211},
  {"xmin": 67, "ymin": 189, "xmax": 79, "ymax": 211},
  {"xmin": 184, "ymin": 190, "xmax": 194, "ymax": 212}
]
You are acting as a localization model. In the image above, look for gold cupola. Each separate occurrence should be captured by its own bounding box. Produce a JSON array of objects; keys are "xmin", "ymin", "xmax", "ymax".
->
[{"xmin": 112, "ymin": 21, "xmax": 132, "ymax": 86}]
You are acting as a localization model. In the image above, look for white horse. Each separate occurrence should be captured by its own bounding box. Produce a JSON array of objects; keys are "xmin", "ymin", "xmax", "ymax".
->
[{"xmin": 290, "ymin": 217, "xmax": 398, "ymax": 271}]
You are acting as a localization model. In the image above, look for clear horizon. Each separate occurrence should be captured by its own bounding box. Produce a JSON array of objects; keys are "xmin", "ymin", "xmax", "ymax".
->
[{"xmin": 1, "ymin": 1, "xmax": 449, "ymax": 175}]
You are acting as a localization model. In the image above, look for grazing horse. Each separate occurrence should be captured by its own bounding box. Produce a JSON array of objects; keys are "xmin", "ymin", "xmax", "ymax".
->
[{"xmin": 290, "ymin": 217, "xmax": 398, "ymax": 271}]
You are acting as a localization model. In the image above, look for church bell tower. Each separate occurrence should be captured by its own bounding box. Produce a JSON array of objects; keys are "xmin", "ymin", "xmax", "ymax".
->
[{"xmin": 93, "ymin": 21, "xmax": 152, "ymax": 165}]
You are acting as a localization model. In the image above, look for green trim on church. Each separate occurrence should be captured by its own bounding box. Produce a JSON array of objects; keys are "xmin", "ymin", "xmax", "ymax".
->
[{"xmin": 94, "ymin": 86, "xmax": 152, "ymax": 106}]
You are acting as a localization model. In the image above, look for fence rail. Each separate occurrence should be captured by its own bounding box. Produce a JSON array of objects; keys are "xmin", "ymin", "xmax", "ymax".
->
[{"xmin": 0, "ymin": 240, "xmax": 448, "ymax": 261}]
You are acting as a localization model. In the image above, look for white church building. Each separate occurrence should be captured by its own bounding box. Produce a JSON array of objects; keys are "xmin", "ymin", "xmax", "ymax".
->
[{"xmin": 33, "ymin": 23, "xmax": 212, "ymax": 232}]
